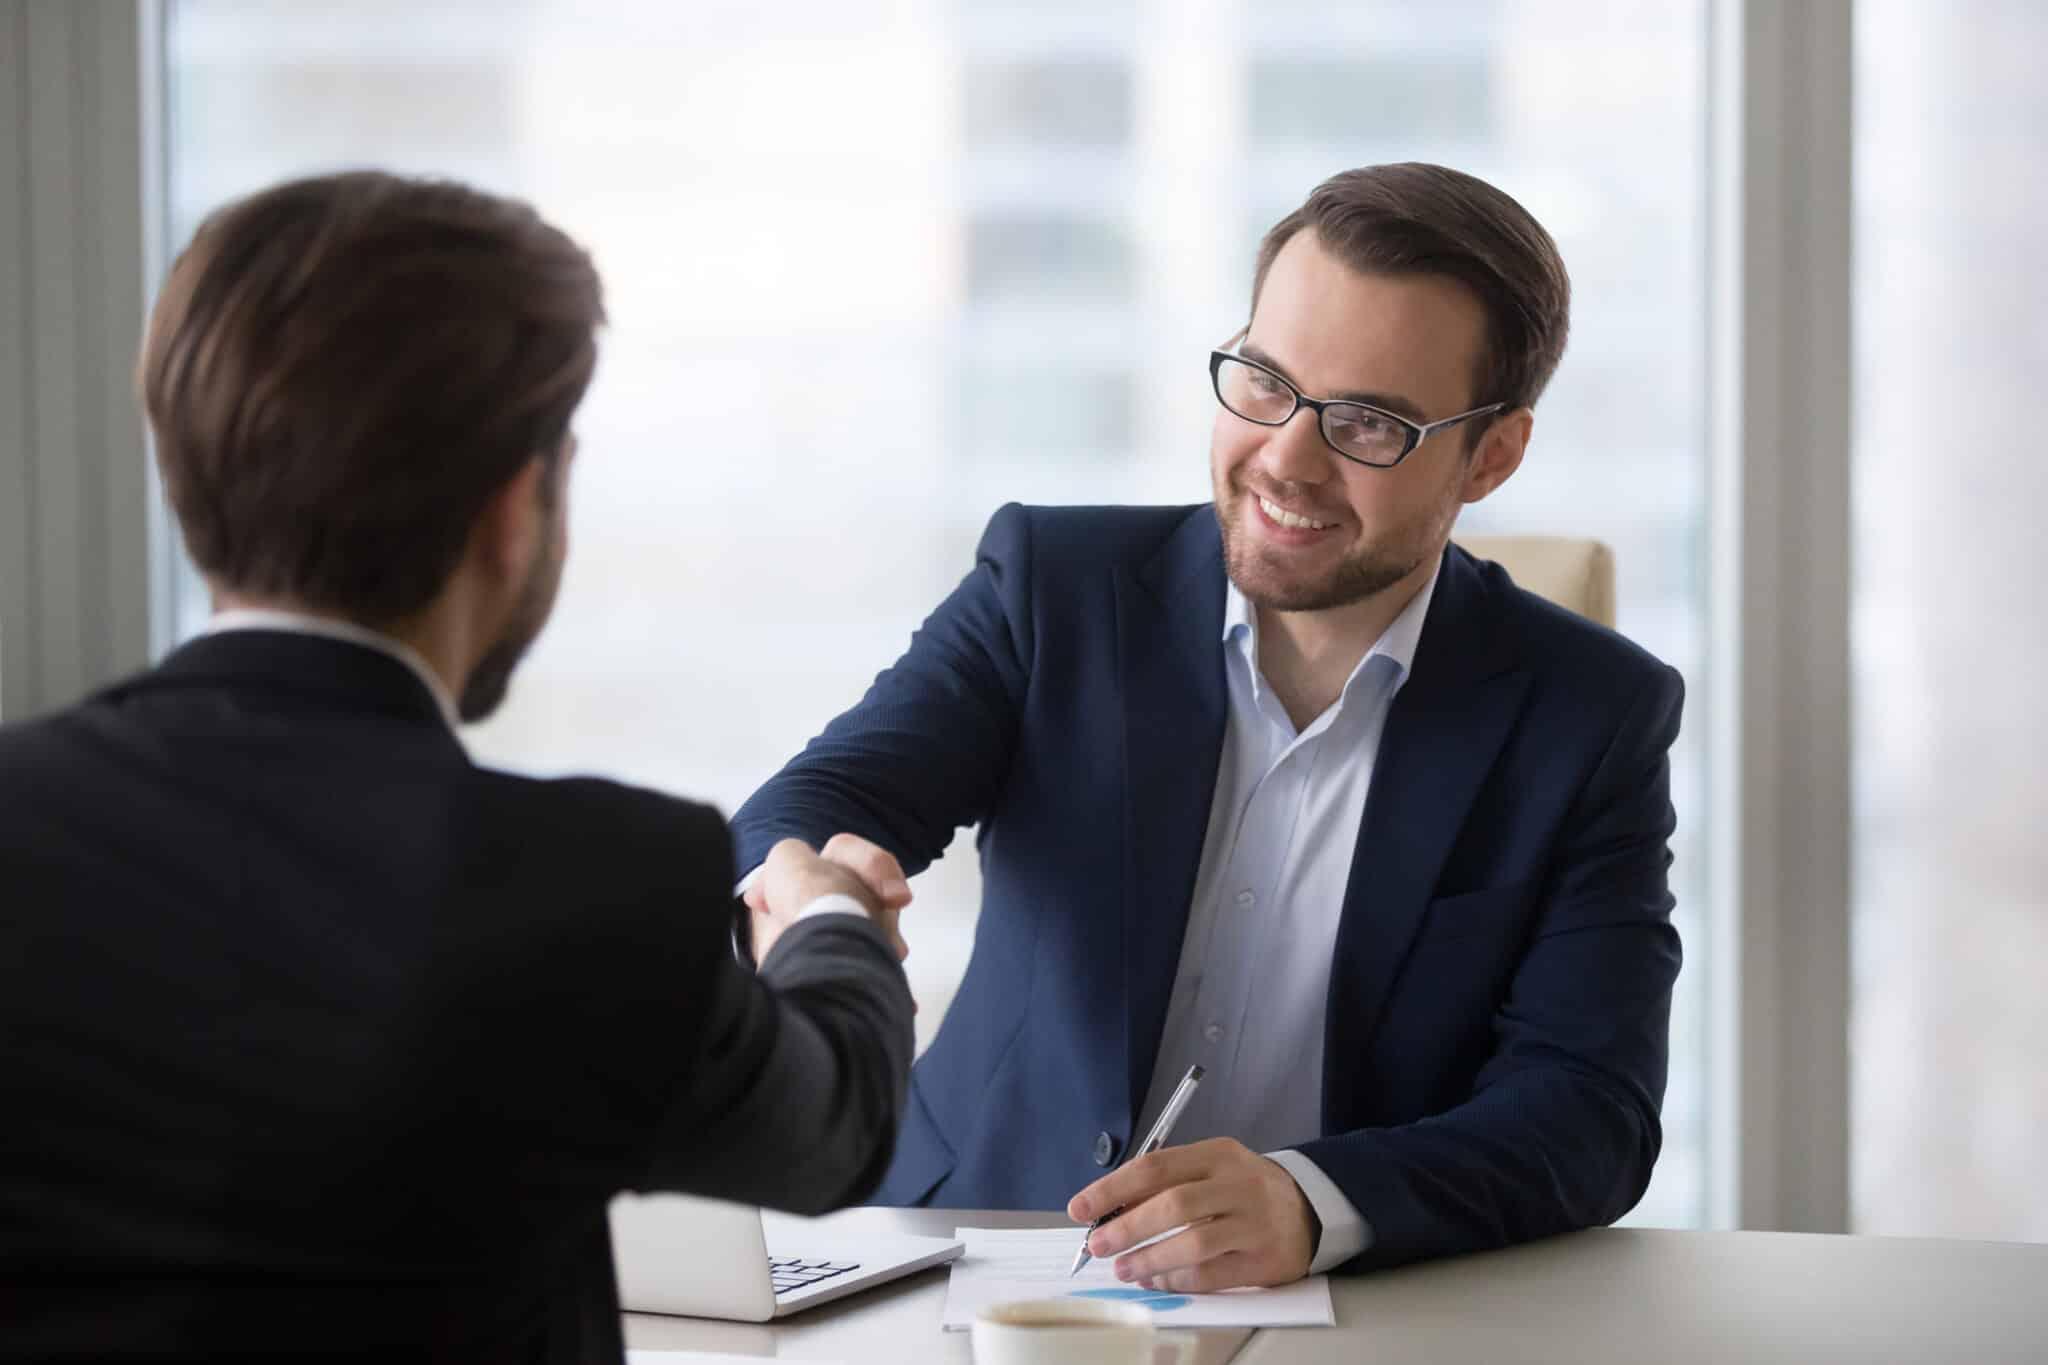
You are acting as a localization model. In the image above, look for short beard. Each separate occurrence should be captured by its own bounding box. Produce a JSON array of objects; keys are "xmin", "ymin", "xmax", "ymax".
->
[
  {"xmin": 1216, "ymin": 493, "xmax": 1431, "ymax": 612},
  {"xmin": 457, "ymin": 623, "xmax": 532, "ymax": 724},
  {"xmin": 457, "ymin": 531, "xmax": 560, "ymax": 723}
]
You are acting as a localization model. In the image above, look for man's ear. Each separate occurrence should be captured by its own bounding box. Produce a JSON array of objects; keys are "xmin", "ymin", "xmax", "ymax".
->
[
  {"xmin": 471, "ymin": 455, "xmax": 551, "ymax": 585},
  {"xmin": 1460, "ymin": 408, "xmax": 1532, "ymax": 506}
]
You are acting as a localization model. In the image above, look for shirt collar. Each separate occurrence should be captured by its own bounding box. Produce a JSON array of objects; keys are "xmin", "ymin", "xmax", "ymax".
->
[
  {"xmin": 203, "ymin": 609, "xmax": 464, "ymax": 733},
  {"xmin": 1222, "ymin": 560, "xmax": 1441, "ymax": 697}
]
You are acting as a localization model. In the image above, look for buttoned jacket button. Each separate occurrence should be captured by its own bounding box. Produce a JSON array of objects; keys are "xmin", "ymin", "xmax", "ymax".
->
[{"xmin": 1092, "ymin": 1131, "xmax": 1118, "ymax": 1166}]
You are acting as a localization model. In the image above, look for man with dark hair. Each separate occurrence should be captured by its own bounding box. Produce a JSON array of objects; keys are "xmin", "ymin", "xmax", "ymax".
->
[
  {"xmin": 0, "ymin": 171, "xmax": 914, "ymax": 1361},
  {"xmin": 733, "ymin": 163, "xmax": 1684, "ymax": 1288}
]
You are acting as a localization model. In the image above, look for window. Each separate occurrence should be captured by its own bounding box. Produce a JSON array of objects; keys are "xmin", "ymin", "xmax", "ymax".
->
[
  {"xmin": 1851, "ymin": 0, "xmax": 2048, "ymax": 1241},
  {"xmin": 164, "ymin": 0, "xmax": 1712, "ymax": 1227}
]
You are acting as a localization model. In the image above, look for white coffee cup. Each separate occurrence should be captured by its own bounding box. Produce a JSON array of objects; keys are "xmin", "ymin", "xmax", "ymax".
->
[{"xmin": 971, "ymin": 1296, "xmax": 1198, "ymax": 1364}]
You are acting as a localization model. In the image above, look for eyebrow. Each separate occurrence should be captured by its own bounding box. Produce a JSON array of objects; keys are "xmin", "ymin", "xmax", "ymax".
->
[{"xmin": 1238, "ymin": 342, "xmax": 1429, "ymax": 424}]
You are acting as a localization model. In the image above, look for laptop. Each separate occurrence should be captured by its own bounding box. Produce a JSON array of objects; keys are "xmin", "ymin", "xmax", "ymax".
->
[{"xmin": 609, "ymin": 1193, "xmax": 964, "ymax": 1322}]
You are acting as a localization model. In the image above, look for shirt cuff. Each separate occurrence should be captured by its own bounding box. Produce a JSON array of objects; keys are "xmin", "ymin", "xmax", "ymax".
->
[
  {"xmin": 1265, "ymin": 1148, "xmax": 1371, "ymax": 1273},
  {"xmin": 731, "ymin": 869, "xmax": 870, "ymax": 965},
  {"xmin": 740, "ymin": 865, "xmax": 870, "ymax": 924},
  {"xmin": 793, "ymin": 893, "xmax": 872, "ymax": 923}
]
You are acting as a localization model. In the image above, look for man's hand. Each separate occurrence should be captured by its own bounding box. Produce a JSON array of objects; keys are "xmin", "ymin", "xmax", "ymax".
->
[
  {"xmin": 747, "ymin": 834, "xmax": 912, "ymax": 964},
  {"xmin": 814, "ymin": 833, "xmax": 912, "ymax": 962},
  {"xmin": 1066, "ymin": 1138, "xmax": 1317, "ymax": 1292}
]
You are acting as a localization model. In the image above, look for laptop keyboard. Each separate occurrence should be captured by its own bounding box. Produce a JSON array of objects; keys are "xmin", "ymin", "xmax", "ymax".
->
[{"xmin": 768, "ymin": 1255, "xmax": 862, "ymax": 1298}]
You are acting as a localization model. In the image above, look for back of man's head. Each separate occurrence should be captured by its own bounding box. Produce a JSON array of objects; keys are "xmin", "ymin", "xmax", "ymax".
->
[{"xmin": 140, "ymin": 171, "xmax": 605, "ymax": 626}]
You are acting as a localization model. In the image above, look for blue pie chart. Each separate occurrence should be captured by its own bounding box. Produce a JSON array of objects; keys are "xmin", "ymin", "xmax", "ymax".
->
[{"xmin": 1070, "ymin": 1286, "xmax": 1193, "ymax": 1312}]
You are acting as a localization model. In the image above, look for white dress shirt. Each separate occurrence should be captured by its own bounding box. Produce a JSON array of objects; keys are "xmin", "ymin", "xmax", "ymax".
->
[{"xmin": 1131, "ymin": 566, "xmax": 1438, "ymax": 1272}]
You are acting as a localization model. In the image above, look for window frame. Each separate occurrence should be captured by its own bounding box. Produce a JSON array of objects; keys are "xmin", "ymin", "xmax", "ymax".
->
[
  {"xmin": 0, "ymin": 0, "xmax": 158, "ymax": 720},
  {"xmin": 1704, "ymin": 0, "xmax": 1854, "ymax": 1234}
]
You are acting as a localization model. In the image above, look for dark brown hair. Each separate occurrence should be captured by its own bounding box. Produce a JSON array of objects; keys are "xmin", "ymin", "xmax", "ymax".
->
[
  {"xmin": 1252, "ymin": 163, "xmax": 1571, "ymax": 415},
  {"xmin": 141, "ymin": 171, "xmax": 605, "ymax": 623}
]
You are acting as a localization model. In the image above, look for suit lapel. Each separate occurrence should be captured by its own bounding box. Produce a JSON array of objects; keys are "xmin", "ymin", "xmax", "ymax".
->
[
  {"xmin": 1115, "ymin": 510, "xmax": 1229, "ymax": 1120},
  {"xmin": 1323, "ymin": 546, "xmax": 1529, "ymax": 1120}
]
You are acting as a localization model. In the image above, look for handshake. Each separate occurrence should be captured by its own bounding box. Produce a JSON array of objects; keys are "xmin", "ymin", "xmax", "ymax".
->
[{"xmin": 743, "ymin": 834, "xmax": 914, "ymax": 966}]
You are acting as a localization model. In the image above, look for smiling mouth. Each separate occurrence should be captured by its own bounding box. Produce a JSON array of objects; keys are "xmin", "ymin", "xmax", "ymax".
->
[{"xmin": 1256, "ymin": 495, "xmax": 1337, "ymax": 531}]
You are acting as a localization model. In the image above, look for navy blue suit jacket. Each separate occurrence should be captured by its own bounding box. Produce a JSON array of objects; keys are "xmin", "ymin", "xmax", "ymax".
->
[{"xmin": 732, "ymin": 503, "xmax": 1684, "ymax": 1270}]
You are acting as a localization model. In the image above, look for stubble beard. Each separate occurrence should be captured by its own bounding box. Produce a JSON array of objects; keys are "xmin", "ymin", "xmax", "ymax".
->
[
  {"xmin": 458, "ymin": 530, "xmax": 563, "ymax": 724},
  {"xmin": 1215, "ymin": 481, "xmax": 1436, "ymax": 613}
]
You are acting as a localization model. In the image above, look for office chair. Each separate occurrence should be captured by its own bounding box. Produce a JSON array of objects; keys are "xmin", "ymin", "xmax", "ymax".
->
[{"xmin": 1455, "ymin": 535, "xmax": 1616, "ymax": 628}]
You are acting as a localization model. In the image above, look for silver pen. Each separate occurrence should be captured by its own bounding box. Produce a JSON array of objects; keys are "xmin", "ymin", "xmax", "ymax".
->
[{"xmin": 1069, "ymin": 1064, "xmax": 1205, "ymax": 1275}]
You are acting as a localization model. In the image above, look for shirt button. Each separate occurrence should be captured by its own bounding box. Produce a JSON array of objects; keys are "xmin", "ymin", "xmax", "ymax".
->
[
  {"xmin": 1236, "ymin": 890, "xmax": 1256, "ymax": 908},
  {"xmin": 1203, "ymin": 1022, "xmax": 1223, "ymax": 1043},
  {"xmin": 1093, "ymin": 1131, "xmax": 1118, "ymax": 1167}
]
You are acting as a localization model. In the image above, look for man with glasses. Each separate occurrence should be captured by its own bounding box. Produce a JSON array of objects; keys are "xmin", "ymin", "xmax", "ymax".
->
[{"xmin": 734, "ymin": 163, "xmax": 1684, "ymax": 1290}]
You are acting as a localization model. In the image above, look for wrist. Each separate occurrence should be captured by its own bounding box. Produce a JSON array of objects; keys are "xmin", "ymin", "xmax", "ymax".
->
[
  {"xmin": 1295, "ymin": 1178, "xmax": 1323, "ymax": 1262},
  {"xmin": 796, "ymin": 868, "xmax": 879, "ymax": 917}
]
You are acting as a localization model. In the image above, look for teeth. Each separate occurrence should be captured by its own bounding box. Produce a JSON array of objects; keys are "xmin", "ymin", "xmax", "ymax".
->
[{"xmin": 1258, "ymin": 496, "xmax": 1333, "ymax": 530}]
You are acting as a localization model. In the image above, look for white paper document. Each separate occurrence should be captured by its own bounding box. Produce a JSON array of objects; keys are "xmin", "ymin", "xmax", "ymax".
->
[{"xmin": 939, "ymin": 1226, "xmax": 1335, "ymax": 1331}]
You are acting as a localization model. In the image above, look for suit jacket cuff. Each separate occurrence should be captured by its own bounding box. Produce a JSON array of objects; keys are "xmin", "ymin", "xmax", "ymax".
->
[
  {"xmin": 1266, "ymin": 1148, "xmax": 1372, "ymax": 1273},
  {"xmin": 758, "ymin": 902, "xmax": 901, "ymax": 975}
]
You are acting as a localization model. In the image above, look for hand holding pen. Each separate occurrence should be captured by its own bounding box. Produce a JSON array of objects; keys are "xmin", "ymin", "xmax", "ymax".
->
[
  {"xmin": 1064, "ymin": 1067, "xmax": 1322, "ymax": 1293},
  {"xmin": 1069, "ymin": 1064, "xmax": 1204, "ymax": 1275}
]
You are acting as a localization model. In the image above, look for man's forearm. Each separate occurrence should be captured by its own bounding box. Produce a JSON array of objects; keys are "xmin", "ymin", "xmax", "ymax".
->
[
  {"xmin": 755, "ymin": 915, "xmax": 916, "ymax": 1208},
  {"xmin": 730, "ymin": 503, "xmax": 1038, "ymax": 878},
  {"xmin": 645, "ymin": 914, "xmax": 914, "ymax": 1214},
  {"xmin": 1298, "ymin": 1061, "xmax": 1660, "ymax": 1271}
]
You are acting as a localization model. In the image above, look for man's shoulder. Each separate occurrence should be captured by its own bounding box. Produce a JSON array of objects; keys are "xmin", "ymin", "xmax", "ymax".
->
[
  {"xmin": 0, "ymin": 694, "xmax": 733, "ymax": 882},
  {"xmin": 444, "ymin": 772, "xmax": 737, "ymax": 982},
  {"xmin": 0, "ymin": 694, "xmax": 147, "ymax": 797},
  {"xmin": 0, "ymin": 707, "xmax": 62, "ymax": 759},
  {"xmin": 468, "ymin": 767, "xmax": 731, "ymax": 867},
  {"xmin": 1465, "ymin": 553, "xmax": 1680, "ymax": 707}
]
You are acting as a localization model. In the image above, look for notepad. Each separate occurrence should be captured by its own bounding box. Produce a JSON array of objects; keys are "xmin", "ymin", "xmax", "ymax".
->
[{"xmin": 939, "ymin": 1226, "xmax": 1335, "ymax": 1330}]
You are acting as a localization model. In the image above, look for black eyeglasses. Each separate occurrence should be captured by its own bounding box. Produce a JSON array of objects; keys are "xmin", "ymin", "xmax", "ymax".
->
[{"xmin": 1209, "ymin": 349, "xmax": 1505, "ymax": 469}]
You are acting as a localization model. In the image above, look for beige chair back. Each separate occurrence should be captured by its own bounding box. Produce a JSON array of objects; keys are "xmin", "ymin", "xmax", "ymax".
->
[{"xmin": 1454, "ymin": 535, "xmax": 1615, "ymax": 628}]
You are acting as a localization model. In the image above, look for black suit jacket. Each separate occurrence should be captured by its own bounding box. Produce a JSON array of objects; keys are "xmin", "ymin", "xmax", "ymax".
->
[{"xmin": 0, "ymin": 631, "xmax": 913, "ymax": 1362}]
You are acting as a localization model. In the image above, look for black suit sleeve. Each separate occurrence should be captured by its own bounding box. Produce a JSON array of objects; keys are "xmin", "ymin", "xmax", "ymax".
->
[
  {"xmin": 641, "ymin": 912, "xmax": 914, "ymax": 1212},
  {"xmin": 484, "ymin": 782, "xmax": 912, "ymax": 1216},
  {"xmin": 730, "ymin": 894, "xmax": 757, "ymax": 969}
]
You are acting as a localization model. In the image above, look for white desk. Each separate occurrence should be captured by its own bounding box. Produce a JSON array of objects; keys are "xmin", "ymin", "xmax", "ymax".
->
[{"xmin": 623, "ymin": 1207, "xmax": 2048, "ymax": 1363}]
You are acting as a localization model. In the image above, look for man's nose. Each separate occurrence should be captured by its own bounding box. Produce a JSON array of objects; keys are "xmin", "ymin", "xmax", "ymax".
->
[{"xmin": 1256, "ymin": 408, "xmax": 1335, "ymax": 486}]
